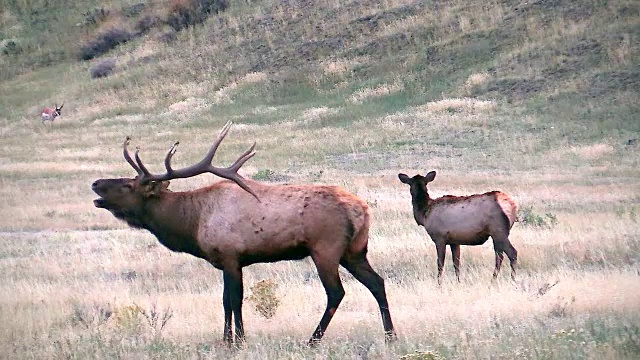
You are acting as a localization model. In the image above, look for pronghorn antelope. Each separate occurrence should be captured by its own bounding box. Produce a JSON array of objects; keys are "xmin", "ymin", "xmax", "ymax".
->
[
  {"xmin": 41, "ymin": 103, "xmax": 64, "ymax": 122},
  {"xmin": 92, "ymin": 122, "xmax": 396, "ymax": 346},
  {"xmin": 398, "ymin": 171, "xmax": 519, "ymax": 284}
]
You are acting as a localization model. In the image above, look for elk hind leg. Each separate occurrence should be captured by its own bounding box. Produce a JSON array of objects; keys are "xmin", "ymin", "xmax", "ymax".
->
[
  {"xmin": 503, "ymin": 240, "xmax": 518, "ymax": 280},
  {"xmin": 436, "ymin": 243, "xmax": 446, "ymax": 285},
  {"xmin": 493, "ymin": 251, "xmax": 504, "ymax": 279},
  {"xmin": 341, "ymin": 255, "xmax": 396, "ymax": 342},
  {"xmin": 450, "ymin": 244, "xmax": 461, "ymax": 283},
  {"xmin": 309, "ymin": 255, "xmax": 345, "ymax": 346}
]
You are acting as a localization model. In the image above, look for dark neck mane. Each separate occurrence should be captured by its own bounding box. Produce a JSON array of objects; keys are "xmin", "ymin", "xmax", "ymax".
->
[
  {"xmin": 411, "ymin": 186, "xmax": 431, "ymax": 225},
  {"xmin": 113, "ymin": 192, "xmax": 206, "ymax": 258}
]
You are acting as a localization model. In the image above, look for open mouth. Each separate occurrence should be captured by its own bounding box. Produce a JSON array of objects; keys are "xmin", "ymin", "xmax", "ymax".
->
[{"xmin": 94, "ymin": 198, "xmax": 108, "ymax": 208}]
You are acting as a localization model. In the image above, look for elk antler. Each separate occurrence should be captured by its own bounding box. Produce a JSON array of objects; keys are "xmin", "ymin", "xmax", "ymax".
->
[
  {"xmin": 123, "ymin": 137, "xmax": 145, "ymax": 177},
  {"xmin": 123, "ymin": 121, "xmax": 259, "ymax": 200}
]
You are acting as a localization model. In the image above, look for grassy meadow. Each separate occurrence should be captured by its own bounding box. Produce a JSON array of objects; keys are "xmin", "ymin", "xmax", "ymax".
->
[{"xmin": 1, "ymin": 0, "xmax": 639, "ymax": 359}]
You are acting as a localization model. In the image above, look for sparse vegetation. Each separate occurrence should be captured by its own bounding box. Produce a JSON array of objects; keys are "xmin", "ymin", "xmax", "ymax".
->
[
  {"xmin": 251, "ymin": 168, "xmax": 288, "ymax": 182},
  {"xmin": 519, "ymin": 205, "xmax": 559, "ymax": 229},
  {"xmin": 0, "ymin": 0, "xmax": 638, "ymax": 358}
]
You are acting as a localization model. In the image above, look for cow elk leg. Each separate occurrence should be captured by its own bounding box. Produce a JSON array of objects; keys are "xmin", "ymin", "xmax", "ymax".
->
[
  {"xmin": 493, "ymin": 251, "xmax": 504, "ymax": 279},
  {"xmin": 504, "ymin": 241, "xmax": 518, "ymax": 280},
  {"xmin": 450, "ymin": 244, "xmax": 461, "ymax": 283},
  {"xmin": 436, "ymin": 243, "xmax": 446, "ymax": 285}
]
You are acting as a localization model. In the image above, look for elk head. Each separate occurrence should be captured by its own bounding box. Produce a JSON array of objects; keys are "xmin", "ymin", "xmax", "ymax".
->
[
  {"xmin": 398, "ymin": 171, "xmax": 436, "ymax": 205},
  {"xmin": 92, "ymin": 121, "xmax": 259, "ymax": 225}
]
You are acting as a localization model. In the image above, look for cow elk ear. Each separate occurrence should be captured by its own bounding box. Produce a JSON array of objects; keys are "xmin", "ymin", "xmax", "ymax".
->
[
  {"xmin": 398, "ymin": 173, "xmax": 411, "ymax": 184},
  {"xmin": 424, "ymin": 171, "xmax": 436, "ymax": 182}
]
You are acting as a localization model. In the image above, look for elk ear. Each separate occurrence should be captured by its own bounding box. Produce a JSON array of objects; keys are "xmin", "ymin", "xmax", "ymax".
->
[
  {"xmin": 153, "ymin": 181, "xmax": 170, "ymax": 192},
  {"xmin": 143, "ymin": 181, "xmax": 170, "ymax": 198},
  {"xmin": 424, "ymin": 171, "xmax": 436, "ymax": 182},
  {"xmin": 398, "ymin": 173, "xmax": 411, "ymax": 184}
]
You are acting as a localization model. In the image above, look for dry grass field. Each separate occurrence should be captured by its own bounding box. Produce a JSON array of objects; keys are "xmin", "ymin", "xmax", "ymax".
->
[{"xmin": 1, "ymin": 0, "xmax": 639, "ymax": 359}]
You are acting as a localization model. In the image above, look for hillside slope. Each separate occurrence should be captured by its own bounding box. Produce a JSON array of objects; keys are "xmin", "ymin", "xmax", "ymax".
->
[{"xmin": 1, "ymin": 0, "xmax": 638, "ymax": 135}]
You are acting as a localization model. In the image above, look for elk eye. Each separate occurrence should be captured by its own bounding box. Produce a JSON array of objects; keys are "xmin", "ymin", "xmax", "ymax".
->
[{"xmin": 122, "ymin": 183, "xmax": 134, "ymax": 191}]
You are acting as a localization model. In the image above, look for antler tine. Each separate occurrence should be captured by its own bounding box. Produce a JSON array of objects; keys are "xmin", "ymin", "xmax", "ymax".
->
[
  {"xmin": 226, "ymin": 142, "xmax": 257, "ymax": 172},
  {"xmin": 134, "ymin": 147, "xmax": 152, "ymax": 179},
  {"xmin": 200, "ymin": 120, "xmax": 233, "ymax": 165},
  {"xmin": 208, "ymin": 141, "xmax": 259, "ymax": 200},
  {"xmin": 123, "ymin": 137, "xmax": 144, "ymax": 176},
  {"xmin": 164, "ymin": 141, "xmax": 180, "ymax": 173},
  {"xmin": 223, "ymin": 172, "xmax": 260, "ymax": 200}
]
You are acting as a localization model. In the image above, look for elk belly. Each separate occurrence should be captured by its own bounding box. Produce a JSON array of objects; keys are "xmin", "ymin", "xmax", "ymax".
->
[
  {"xmin": 444, "ymin": 227, "xmax": 490, "ymax": 245},
  {"xmin": 447, "ymin": 232, "xmax": 490, "ymax": 245}
]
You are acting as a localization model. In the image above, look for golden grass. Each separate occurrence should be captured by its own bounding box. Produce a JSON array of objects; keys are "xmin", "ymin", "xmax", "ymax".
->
[
  {"xmin": 463, "ymin": 72, "xmax": 491, "ymax": 91},
  {"xmin": 1, "ymin": 116, "xmax": 639, "ymax": 358},
  {"xmin": 424, "ymin": 97, "xmax": 496, "ymax": 113},
  {"xmin": 349, "ymin": 82, "xmax": 404, "ymax": 104},
  {"xmin": 213, "ymin": 72, "xmax": 268, "ymax": 104}
]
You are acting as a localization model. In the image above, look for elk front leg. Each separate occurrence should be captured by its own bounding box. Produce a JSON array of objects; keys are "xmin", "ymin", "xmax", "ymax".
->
[
  {"xmin": 450, "ymin": 244, "xmax": 461, "ymax": 283},
  {"xmin": 435, "ymin": 243, "xmax": 446, "ymax": 285},
  {"xmin": 222, "ymin": 279, "xmax": 232, "ymax": 344},
  {"xmin": 222, "ymin": 266, "xmax": 244, "ymax": 346}
]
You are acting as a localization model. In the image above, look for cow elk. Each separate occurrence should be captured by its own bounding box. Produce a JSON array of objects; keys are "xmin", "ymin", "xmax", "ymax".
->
[
  {"xmin": 92, "ymin": 121, "xmax": 396, "ymax": 346},
  {"xmin": 398, "ymin": 171, "xmax": 518, "ymax": 284},
  {"xmin": 41, "ymin": 103, "xmax": 64, "ymax": 122}
]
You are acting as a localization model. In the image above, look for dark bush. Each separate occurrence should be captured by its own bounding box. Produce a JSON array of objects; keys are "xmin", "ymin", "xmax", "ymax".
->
[
  {"xmin": 195, "ymin": 0, "xmax": 229, "ymax": 14},
  {"xmin": 166, "ymin": 0, "xmax": 229, "ymax": 31},
  {"xmin": 135, "ymin": 15, "xmax": 161, "ymax": 35},
  {"xmin": 80, "ymin": 27, "xmax": 133, "ymax": 60},
  {"xmin": 1, "ymin": 39, "xmax": 22, "ymax": 56},
  {"xmin": 121, "ymin": 2, "xmax": 146, "ymax": 18},
  {"xmin": 90, "ymin": 58, "xmax": 117, "ymax": 79},
  {"xmin": 158, "ymin": 30, "xmax": 178, "ymax": 43},
  {"xmin": 82, "ymin": 8, "xmax": 110, "ymax": 26}
]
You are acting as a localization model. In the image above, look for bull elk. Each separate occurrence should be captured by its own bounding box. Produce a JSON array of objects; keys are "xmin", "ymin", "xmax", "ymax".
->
[
  {"xmin": 41, "ymin": 103, "xmax": 64, "ymax": 122},
  {"xmin": 398, "ymin": 171, "xmax": 518, "ymax": 284},
  {"xmin": 92, "ymin": 121, "xmax": 396, "ymax": 346}
]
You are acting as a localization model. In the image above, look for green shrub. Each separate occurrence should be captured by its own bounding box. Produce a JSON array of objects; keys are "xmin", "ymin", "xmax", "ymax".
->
[
  {"xmin": 247, "ymin": 279, "xmax": 280, "ymax": 319},
  {"xmin": 519, "ymin": 206, "xmax": 558, "ymax": 228}
]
